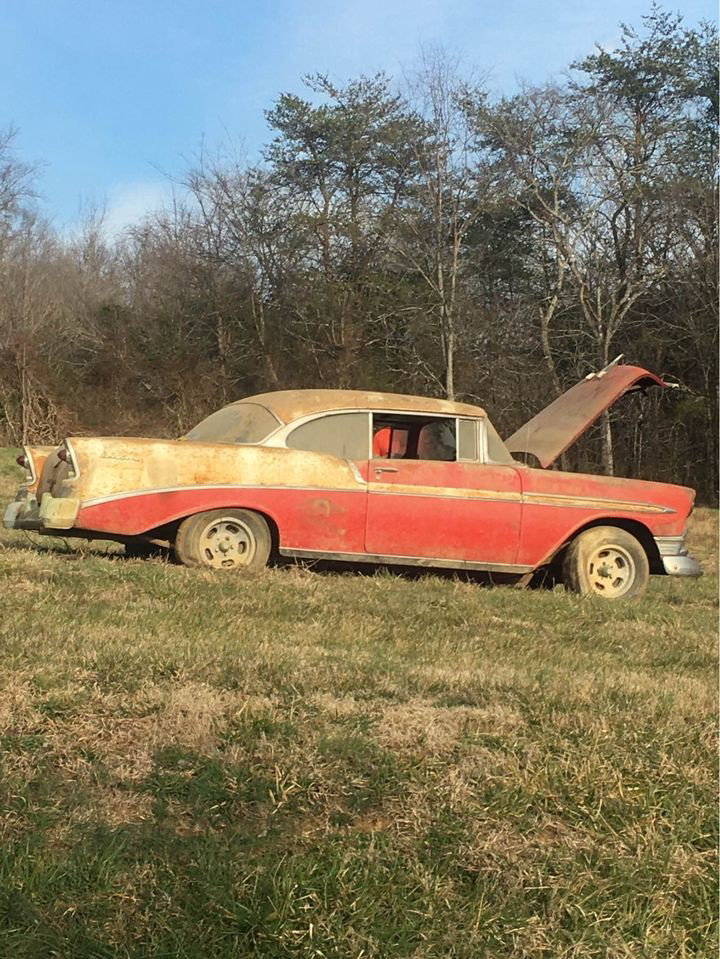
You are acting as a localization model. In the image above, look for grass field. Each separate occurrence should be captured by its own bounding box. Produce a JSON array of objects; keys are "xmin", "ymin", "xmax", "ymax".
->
[{"xmin": 0, "ymin": 447, "xmax": 717, "ymax": 958}]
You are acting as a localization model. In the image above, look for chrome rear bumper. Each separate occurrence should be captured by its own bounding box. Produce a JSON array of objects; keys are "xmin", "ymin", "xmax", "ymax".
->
[
  {"xmin": 3, "ymin": 493, "xmax": 79, "ymax": 531},
  {"xmin": 3, "ymin": 497, "xmax": 41, "ymax": 530}
]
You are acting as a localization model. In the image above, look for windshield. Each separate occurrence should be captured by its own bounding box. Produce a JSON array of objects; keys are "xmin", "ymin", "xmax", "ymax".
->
[
  {"xmin": 184, "ymin": 403, "xmax": 281, "ymax": 444},
  {"xmin": 485, "ymin": 419, "xmax": 516, "ymax": 464}
]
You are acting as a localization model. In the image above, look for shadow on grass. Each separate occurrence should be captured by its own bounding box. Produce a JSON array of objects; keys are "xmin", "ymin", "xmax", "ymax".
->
[
  {"xmin": 271, "ymin": 554, "xmax": 529, "ymax": 589},
  {"xmin": 0, "ymin": 532, "xmax": 124, "ymax": 559},
  {"xmin": 3, "ymin": 519, "xmax": 590, "ymax": 603},
  {"xmin": 1, "ymin": 532, "xmax": 536, "ymax": 588}
]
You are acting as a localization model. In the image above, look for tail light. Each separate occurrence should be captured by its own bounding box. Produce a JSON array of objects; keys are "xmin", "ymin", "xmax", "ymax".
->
[
  {"xmin": 57, "ymin": 442, "xmax": 78, "ymax": 478},
  {"xmin": 16, "ymin": 447, "xmax": 35, "ymax": 485}
]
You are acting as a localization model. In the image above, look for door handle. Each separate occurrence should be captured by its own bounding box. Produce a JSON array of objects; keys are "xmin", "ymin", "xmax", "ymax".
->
[{"xmin": 374, "ymin": 466, "xmax": 399, "ymax": 474}]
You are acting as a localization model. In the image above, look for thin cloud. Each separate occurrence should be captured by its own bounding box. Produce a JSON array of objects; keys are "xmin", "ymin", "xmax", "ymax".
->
[{"xmin": 103, "ymin": 180, "xmax": 173, "ymax": 238}]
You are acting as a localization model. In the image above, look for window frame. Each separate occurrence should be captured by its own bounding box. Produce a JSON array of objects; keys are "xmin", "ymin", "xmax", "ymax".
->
[
  {"xmin": 457, "ymin": 418, "xmax": 479, "ymax": 462},
  {"xmin": 274, "ymin": 408, "xmax": 506, "ymax": 466},
  {"xmin": 186, "ymin": 401, "xmax": 515, "ymax": 466},
  {"xmin": 370, "ymin": 411, "xmax": 484, "ymax": 464}
]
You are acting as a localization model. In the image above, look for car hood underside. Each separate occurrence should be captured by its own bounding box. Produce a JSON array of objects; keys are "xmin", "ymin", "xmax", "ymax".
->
[{"xmin": 505, "ymin": 364, "xmax": 668, "ymax": 468}]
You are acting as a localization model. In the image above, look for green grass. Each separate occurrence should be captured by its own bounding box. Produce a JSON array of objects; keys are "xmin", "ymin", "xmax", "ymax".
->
[{"xmin": 0, "ymin": 446, "xmax": 717, "ymax": 957}]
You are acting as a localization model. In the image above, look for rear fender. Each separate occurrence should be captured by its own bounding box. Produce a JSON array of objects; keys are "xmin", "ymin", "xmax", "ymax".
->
[{"xmin": 75, "ymin": 487, "xmax": 287, "ymax": 540}]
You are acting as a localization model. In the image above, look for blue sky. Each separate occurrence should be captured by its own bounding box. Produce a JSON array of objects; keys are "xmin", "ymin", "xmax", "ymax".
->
[{"xmin": 2, "ymin": 0, "xmax": 715, "ymax": 234}]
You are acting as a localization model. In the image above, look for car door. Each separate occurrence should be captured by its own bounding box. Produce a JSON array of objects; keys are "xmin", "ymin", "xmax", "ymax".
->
[
  {"xmin": 365, "ymin": 414, "xmax": 523, "ymax": 568},
  {"xmin": 282, "ymin": 410, "xmax": 370, "ymax": 554}
]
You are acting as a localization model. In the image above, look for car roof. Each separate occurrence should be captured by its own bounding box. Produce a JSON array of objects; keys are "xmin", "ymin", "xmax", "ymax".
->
[{"xmin": 237, "ymin": 389, "xmax": 486, "ymax": 424}]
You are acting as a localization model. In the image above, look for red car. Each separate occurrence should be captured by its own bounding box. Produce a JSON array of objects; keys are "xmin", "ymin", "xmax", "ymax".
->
[{"xmin": 4, "ymin": 363, "xmax": 702, "ymax": 599}]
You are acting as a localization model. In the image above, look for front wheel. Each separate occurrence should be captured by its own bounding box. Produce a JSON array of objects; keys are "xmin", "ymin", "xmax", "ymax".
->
[
  {"xmin": 562, "ymin": 526, "xmax": 649, "ymax": 600},
  {"xmin": 174, "ymin": 509, "xmax": 272, "ymax": 571}
]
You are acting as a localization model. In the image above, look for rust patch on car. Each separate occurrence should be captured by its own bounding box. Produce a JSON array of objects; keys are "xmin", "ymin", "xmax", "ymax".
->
[
  {"xmin": 61, "ymin": 436, "xmax": 365, "ymax": 506},
  {"xmin": 309, "ymin": 498, "xmax": 346, "ymax": 518}
]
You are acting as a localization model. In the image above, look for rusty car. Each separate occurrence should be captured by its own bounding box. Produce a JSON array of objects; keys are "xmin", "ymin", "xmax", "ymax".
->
[{"xmin": 4, "ymin": 362, "xmax": 702, "ymax": 599}]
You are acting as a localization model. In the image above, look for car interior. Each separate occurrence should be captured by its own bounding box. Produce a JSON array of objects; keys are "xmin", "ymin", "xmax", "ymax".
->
[{"xmin": 372, "ymin": 416, "xmax": 457, "ymax": 462}]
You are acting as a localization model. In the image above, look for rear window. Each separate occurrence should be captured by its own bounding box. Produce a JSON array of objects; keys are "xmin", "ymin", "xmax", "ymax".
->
[{"xmin": 185, "ymin": 403, "xmax": 281, "ymax": 444}]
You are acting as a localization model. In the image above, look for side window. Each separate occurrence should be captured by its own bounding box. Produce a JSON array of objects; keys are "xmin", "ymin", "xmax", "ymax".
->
[
  {"xmin": 286, "ymin": 412, "xmax": 370, "ymax": 459},
  {"xmin": 372, "ymin": 415, "xmax": 457, "ymax": 462}
]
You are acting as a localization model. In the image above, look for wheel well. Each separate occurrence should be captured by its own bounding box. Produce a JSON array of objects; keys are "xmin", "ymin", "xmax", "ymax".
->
[
  {"xmin": 552, "ymin": 518, "xmax": 663, "ymax": 574},
  {"xmin": 138, "ymin": 508, "xmax": 282, "ymax": 555}
]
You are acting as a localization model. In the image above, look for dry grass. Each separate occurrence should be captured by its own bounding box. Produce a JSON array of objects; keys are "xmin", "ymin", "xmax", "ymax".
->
[{"xmin": 0, "ymin": 448, "xmax": 716, "ymax": 957}]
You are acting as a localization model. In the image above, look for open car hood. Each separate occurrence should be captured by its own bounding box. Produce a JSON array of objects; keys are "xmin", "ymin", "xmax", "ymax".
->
[{"xmin": 505, "ymin": 364, "xmax": 668, "ymax": 468}]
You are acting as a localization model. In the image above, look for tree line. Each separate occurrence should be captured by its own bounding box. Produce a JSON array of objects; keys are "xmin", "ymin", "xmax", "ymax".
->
[{"xmin": 0, "ymin": 8, "xmax": 717, "ymax": 501}]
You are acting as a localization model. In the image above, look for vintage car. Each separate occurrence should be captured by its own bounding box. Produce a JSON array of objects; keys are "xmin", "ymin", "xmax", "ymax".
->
[{"xmin": 4, "ymin": 362, "xmax": 702, "ymax": 599}]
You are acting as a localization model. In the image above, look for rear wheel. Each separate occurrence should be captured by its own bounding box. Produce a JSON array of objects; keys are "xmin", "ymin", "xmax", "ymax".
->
[
  {"xmin": 174, "ymin": 509, "xmax": 271, "ymax": 571},
  {"xmin": 563, "ymin": 526, "xmax": 649, "ymax": 600}
]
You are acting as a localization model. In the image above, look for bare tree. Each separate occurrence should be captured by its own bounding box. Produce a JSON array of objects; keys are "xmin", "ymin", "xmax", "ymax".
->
[
  {"xmin": 0, "ymin": 217, "xmax": 67, "ymax": 441},
  {"xmin": 398, "ymin": 47, "xmax": 491, "ymax": 400},
  {"xmin": 479, "ymin": 76, "xmax": 675, "ymax": 473},
  {"xmin": 0, "ymin": 126, "xmax": 36, "ymax": 253}
]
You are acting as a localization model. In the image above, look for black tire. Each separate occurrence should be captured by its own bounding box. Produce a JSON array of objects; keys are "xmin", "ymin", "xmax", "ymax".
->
[
  {"xmin": 174, "ymin": 508, "xmax": 272, "ymax": 571},
  {"xmin": 562, "ymin": 526, "xmax": 649, "ymax": 600}
]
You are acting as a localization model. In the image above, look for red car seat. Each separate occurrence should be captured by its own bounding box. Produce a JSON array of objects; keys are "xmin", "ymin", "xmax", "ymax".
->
[{"xmin": 373, "ymin": 427, "xmax": 391, "ymax": 458}]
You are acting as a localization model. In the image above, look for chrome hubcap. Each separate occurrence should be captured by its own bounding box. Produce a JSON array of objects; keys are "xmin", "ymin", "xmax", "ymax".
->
[
  {"xmin": 198, "ymin": 517, "xmax": 256, "ymax": 569},
  {"xmin": 587, "ymin": 545, "xmax": 636, "ymax": 597}
]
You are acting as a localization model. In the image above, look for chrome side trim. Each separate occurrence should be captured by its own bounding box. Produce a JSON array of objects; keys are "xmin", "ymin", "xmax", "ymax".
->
[
  {"xmin": 369, "ymin": 482, "xmax": 521, "ymax": 504},
  {"xmin": 279, "ymin": 547, "xmax": 533, "ymax": 574},
  {"xmin": 79, "ymin": 480, "xmax": 673, "ymax": 516},
  {"xmin": 347, "ymin": 461, "xmax": 366, "ymax": 484},
  {"xmin": 79, "ymin": 483, "xmax": 367, "ymax": 509},
  {"xmin": 523, "ymin": 492, "xmax": 674, "ymax": 514},
  {"xmin": 370, "ymin": 483, "xmax": 670, "ymax": 513}
]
